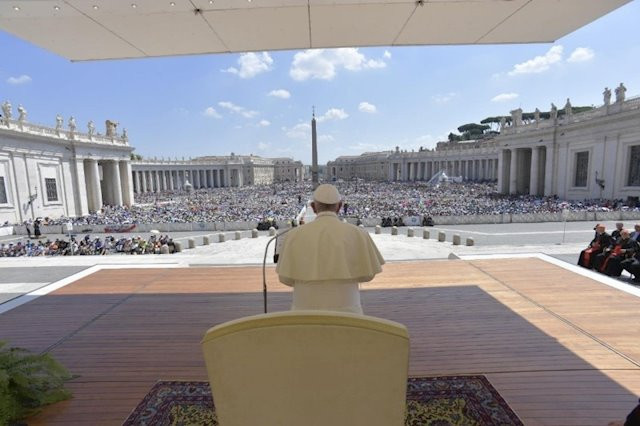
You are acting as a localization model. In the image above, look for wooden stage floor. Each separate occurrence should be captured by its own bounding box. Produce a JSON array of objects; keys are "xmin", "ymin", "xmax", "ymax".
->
[{"xmin": 1, "ymin": 258, "xmax": 639, "ymax": 425}]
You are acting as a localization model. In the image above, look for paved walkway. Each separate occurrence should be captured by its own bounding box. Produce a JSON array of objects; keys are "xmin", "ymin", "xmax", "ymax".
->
[
  {"xmin": 2, "ymin": 220, "xmax": 637, "ymax": 306},
  {"xmin": 0, "ymin": 266, "xmax": 87, "ymax": 305}
]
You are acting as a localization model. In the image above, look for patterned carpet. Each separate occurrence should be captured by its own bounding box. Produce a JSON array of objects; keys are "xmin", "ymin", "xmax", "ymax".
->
[{"xmin": 123, "ymin": 376, "xmax": 522, "ymax": 425}]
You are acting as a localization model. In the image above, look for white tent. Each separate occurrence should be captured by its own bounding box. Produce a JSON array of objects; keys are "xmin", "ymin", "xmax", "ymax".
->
[{"xmin": 0, "ymin": 1, "xmax": 630, "ymax": 61}]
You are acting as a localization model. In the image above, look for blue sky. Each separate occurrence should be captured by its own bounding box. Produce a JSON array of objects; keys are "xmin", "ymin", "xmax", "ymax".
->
[{"xmin": 1, "ymin": 1, "xmax": 639, "ymax": 164}]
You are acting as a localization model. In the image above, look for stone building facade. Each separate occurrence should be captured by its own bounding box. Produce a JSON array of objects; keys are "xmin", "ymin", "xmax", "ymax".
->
[
  {"xmin": 328, "ymin": 141, "xmax": 499, "ymax": 183},
  {"xmin": 496, "ymin": 85, "xmax": 640, "ymax": 201},
  {"xmin": 327, "ymin": 85, "xmax": 640, "ymax": 201},
  {"xmin": 272, "ymin": 157, "xmax": 305, "ymax": 183},
  {"xmin": 130, "ymin": 154, "xmax": 303, "ymax": 193},
  {"xmin": 0, "ymin": 101, "xmax": 134, "ymax": 224}
]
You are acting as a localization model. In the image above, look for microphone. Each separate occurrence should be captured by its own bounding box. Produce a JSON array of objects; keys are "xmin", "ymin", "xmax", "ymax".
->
[{"xmin": 262, "ymin": 227, "xmax": 295, "ymax": 314}]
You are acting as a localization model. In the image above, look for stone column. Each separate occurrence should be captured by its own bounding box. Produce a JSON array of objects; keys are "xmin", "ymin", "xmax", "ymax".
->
[
  {"xmin": 509, "ymin": 149, "xmax": 518, "ymax": 195},
  {"xmin": 544, "ymin": 145, "xmax": 554, "ymax": 196},
  {"xmin": 74, "ymin": 159, "xmax": 89, "ymax": 216},
  {"xmin": 134, "ymin": 171, "xmax": 140, "ymax": 193},
  {"xmin": 497, "ymin": 150, "xmax": 505, "ymax": 193},
  {"xmin": 154, "ymin": 170, "xmax": 160, "ymax": 192},
  {"xmin": 194, "ymin": 169, "xmax": 200, "ymax": 188},
  {"xmin": 530, "ymin": 147, "xmax": 540, "ymax": 196},
  {"xmin": 86, "ymin": 159, "xmax": 103, "ymax": 212},
  {"xmin": 110, "ymin": 161, "xmax": 123, "ymax": 206},
  {"xmin": 120, "ymin": 161, "xmax": 134, "ymax": 207}
]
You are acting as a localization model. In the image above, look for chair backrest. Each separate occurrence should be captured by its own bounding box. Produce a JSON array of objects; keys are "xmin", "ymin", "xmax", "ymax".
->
[{"xmin": 202, "ymin": 310, "xmax": 409, "ymax": 426}]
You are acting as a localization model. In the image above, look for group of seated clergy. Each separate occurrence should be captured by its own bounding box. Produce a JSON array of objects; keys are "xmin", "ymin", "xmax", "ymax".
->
[{"xmin": 578, "ymin": 222, "xmax": 640, "ymax": 282}]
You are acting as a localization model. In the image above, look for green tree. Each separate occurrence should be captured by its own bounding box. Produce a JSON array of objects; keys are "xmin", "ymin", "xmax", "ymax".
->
[{"xmin": 447, "ymin": 132, "xmax": 462, "ymax": 142}]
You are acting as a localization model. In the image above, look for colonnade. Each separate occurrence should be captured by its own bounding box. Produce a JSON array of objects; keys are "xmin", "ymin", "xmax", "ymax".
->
[
  {"xmin": 131, "ymin": 168, "xmax": 243, "ymax": 194},
  {"xmin": 497, "ymin": 146, "xmax": 553, "ymax": 196},
  {"xmin": 393, "ymin": 158, "xmax": 499, "ymax": 182},
  {"xmin": 81, "ymin": 159, "xmax": 134, "ymax": 212}
]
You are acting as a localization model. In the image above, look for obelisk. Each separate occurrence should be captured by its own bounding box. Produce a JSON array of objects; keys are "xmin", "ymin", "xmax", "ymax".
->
[{"xmin": 311, "ymin": 108, "xmax": 319, "ymax": 190}]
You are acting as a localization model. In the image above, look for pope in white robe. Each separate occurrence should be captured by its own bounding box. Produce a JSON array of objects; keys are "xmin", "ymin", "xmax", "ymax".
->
[{"xmin": 276, "ymin": 184, "xmax": 385, "ymax": 314}]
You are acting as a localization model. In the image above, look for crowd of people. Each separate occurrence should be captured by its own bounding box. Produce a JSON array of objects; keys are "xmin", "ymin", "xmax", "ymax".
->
[
  {"xmin": 0, "ymin": 234, "xmax": 176, "ymax": 257},
  {"xmin": 24, "ymin": 181, "xmax": 638, "ymax": 228},
  {"xmin": 578, "ymin": 223, "xmax": 640, "ymax": 282},
  {"xmin": 336, "ymin": 181, "xmax": 637, "ymax": 218},
  {"xmin": 41, "ymin": 184, "xmax": 307, "ymax": 226}
]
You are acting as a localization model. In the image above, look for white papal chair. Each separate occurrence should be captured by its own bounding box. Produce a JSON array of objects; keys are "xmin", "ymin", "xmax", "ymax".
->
[{"xmin": 201, "ymin": 310, "xmax": 409, "ymax": 426}]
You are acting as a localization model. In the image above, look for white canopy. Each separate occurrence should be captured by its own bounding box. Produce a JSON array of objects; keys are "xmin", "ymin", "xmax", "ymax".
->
[{"xmin": 0, "ymin": 0, "xmax": 630, "ymax": 61}]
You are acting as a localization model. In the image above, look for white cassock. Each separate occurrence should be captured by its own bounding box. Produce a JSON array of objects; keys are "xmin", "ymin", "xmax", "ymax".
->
[{"xmin": 276, "ymin": 211, "xmax": 385, "ymax": 314}]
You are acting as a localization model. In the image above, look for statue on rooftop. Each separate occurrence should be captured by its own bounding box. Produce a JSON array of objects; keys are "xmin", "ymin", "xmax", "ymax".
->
[
  {"xmin": 510, "ymin": 108, "xmax": 523, "ymax": 126},
  {"xmin": 2, "ymin": 101, "xmax": 12, "ymax": 125},
  {"xmin": 105, "ymin": 119, "xmax": 118, "ymax": 137},
  {"xmin": 534, "ymin": 108, "xmax": 541, "ymax": 123},
  {"xmin": 615, "ymin": 83, "xmax": 627, "ymax": 103},
  {"xmin": 499, "ymin": 117, "xmax": 507, "ymax": 131},
  {"xmin": 17, "ymin": 105, "xmax": 27, "ymax": 123},
  {"xmin": 550, "ymin": 103, "xmax": 558, "ymax": 120},
  {"xmin": 87, "ymin": 120, "xmax": 95, "ymax": 138},
  {"xmin": 564, "ymin": 98, "xmax": 572, "ymax": 116},
  {"xmin": 68, "ymin": 116, "xmax": 76, "ymax": 138},
  {"xmin": 121, "ymin": 128, "xmax": 128, "ymax": 143},
  {"xmin": 55, "ymin": 114, "xmax": 63, "ymax": 132},
  {"xmin": 603, "ymin": 87, "xmax": 612, "ymax": 106}
]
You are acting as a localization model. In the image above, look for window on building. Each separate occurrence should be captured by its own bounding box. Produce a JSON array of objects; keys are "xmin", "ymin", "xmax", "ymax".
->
[
  {"xmin": 628, "ymin": 145, "xmax": 640, "ymax": 187},
  {"xmin": 0, "ymin": 176, "xmax": 7, "ymax": 204},
  {"xmin": 574, "ymin": 151, "xmax": 589, "ymax": 187},
  {"xmin": 45, "ymin": 178, "xmax": 58, "ymax": 202}
]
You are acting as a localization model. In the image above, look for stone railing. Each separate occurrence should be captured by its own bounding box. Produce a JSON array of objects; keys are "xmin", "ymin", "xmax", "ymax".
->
[
  {"xmin": 1, "ymin": 119, "xmax": 129, "ymax": 146},
  {"xmin": 501, "ymin": 94, "xmax": 640, "ymax": 136}
]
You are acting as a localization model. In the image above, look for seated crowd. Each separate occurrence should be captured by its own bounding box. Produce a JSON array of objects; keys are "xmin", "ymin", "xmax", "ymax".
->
[
  {"xmin": 0, "ymin": 234, "xmax": 175, "ymax": 257},
  {"xmin": 578, "ymin": 223, "xmax": 640, "ymax": 282},
  {"xmin": 13, "ymin": 181, "xmax": 637, "ymax": 228}
]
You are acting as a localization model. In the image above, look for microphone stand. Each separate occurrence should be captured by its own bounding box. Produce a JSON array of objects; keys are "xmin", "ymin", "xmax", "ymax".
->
[{"xmin": 262, "ymin": 227, "xmax": 293, "ymax": 313}]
